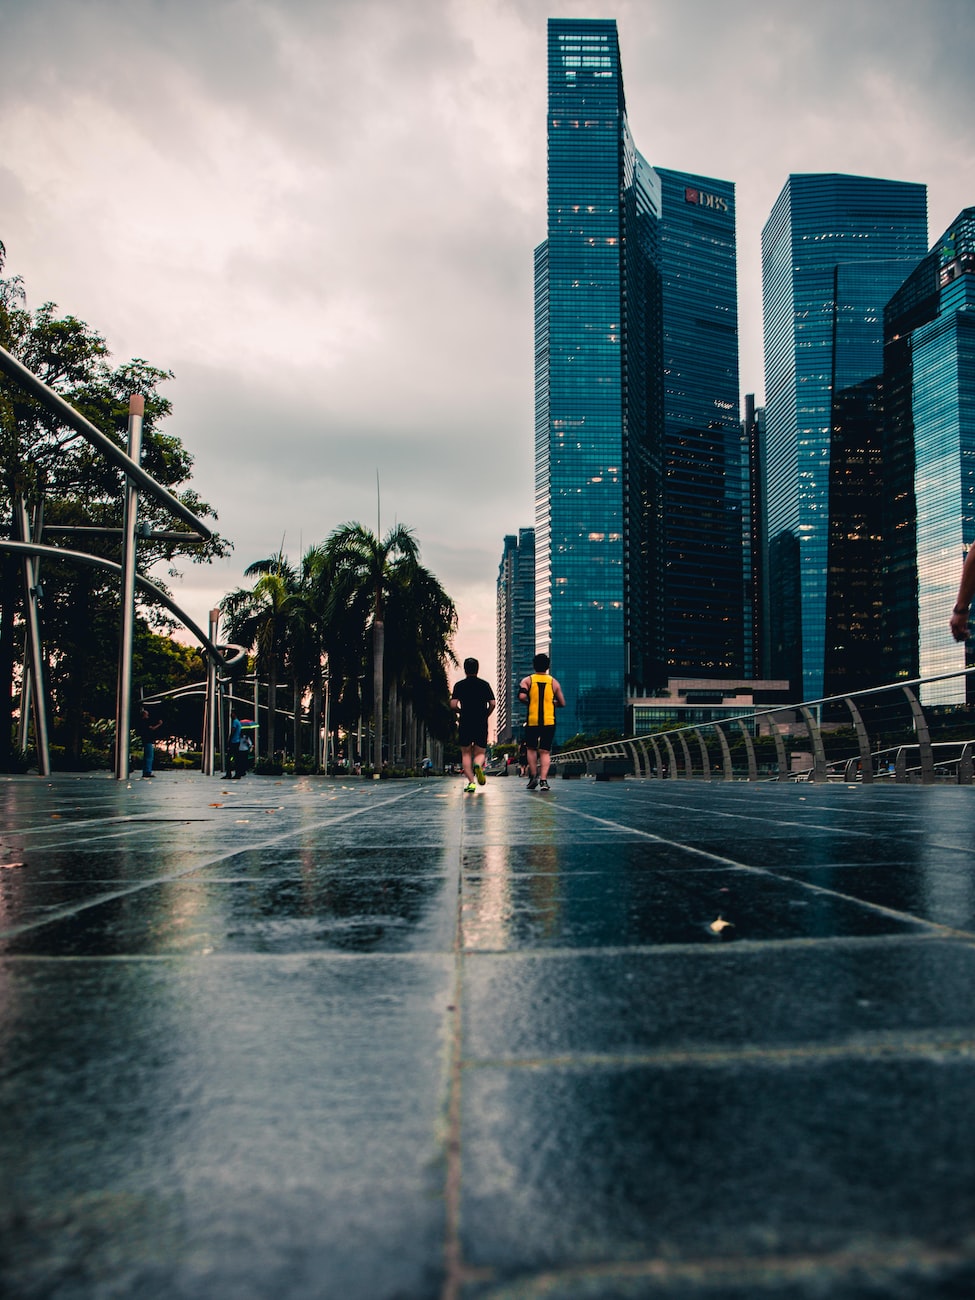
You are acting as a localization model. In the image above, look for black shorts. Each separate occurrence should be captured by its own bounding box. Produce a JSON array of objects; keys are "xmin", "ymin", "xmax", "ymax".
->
[
  {"xmin": 524, "ymin": 725, "xmax": 555, "ymax": 752},
  {"xmin": 458, "ymin": 723, "xmax": 488, "ymax": 748}
]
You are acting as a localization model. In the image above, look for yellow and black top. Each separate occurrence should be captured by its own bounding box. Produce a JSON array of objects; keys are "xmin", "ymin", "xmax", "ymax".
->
[{"xmin": 524, "ymin": 673, "xmax": 556, "ymax": 727}]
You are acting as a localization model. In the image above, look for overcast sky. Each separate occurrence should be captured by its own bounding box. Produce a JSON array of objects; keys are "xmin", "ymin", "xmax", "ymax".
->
[{"xmin": 2, "ymin": 0, "xmax": 973, "ymax": 687}]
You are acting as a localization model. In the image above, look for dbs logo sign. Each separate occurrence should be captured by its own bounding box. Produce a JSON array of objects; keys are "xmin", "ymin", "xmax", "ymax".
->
[{"xmin": 684, "ymin": 187, "xmax": 729, "ymax": 213}]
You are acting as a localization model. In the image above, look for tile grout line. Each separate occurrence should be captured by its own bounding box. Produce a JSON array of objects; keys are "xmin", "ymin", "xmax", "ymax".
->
[
  {"xmin": 441, "ymin": 791, "xmax": 493, "ymax": 1300},
  {"xmin": 0, "ymin": 787, "xmax": 425, "ymax": 940},
  {"xmin": 442, "ymin": 785, "xmax": 468, "ymax": 1300},
  {"xmin": 549, "ymin": 799, "xmax": 975, "ymax": 941}
]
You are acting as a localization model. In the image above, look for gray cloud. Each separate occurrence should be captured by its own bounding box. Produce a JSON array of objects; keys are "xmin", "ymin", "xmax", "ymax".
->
[{"xmin": 2, "ymin": 0, "xmax": 974, "ymax": 682}]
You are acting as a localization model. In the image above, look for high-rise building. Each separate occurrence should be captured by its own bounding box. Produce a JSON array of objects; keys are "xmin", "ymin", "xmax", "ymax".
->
[
  {"xmin": 656, "ymin": 168, "xmax": 742, "ymax": 680},
  {"xmin": 534, "ymin": 18, "xmax": 741, "ymax": 739},
  {"xmin": 742, "ymin": 394, "xmax": 767, "ymax": 679},
  {"xmin": 883, "ymin": 209, "xmax": 975, "ymax": 704},
  {"xmin": 496, "ymin": 529, "xmax": 536, "ymax": 742},
  {"xmin": 761, "ymin": 174, "xmax": 927, "ymax": 699}
]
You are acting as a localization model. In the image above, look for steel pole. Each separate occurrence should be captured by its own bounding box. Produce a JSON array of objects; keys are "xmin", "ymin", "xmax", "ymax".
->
[
  {"xmin": 0, "ymin": 345, "xmax": 211, "ymax": 539},
  {"xmin": 203, "ymin": 608, "xmax": 220, "ymax": 775},
  {"xmin": 16, "ymin": 498, "xmax": 51, "ymax": 775},
  {"xmin": 114, "ymin": 395, "xmax": 144, "ymax": 780}
]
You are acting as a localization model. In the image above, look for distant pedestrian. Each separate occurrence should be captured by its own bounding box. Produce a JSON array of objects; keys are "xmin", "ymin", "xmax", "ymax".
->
[
  {"xmin": 225, "ymin": 711, "xmax": 242, "ymax": 779},
  {"xmin": 518, "ymin": 653, "xmax": 565, "ymax": 792},
  {"xmin": 137, "ymin": 707, "xmax": 162, "ymax": 779},
  {"xmin": 237, "ymin": 730, "xmax": 252, "ymax": 777},
  {"xmin": 450, "ymin": 657, "xmax": 495, "ymax": 792}
]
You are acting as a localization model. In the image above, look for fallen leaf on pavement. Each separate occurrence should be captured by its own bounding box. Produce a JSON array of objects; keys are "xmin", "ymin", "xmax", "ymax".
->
[{"xmin": 709, "ymin": 916, "xmax": 734, "ymax": 933}]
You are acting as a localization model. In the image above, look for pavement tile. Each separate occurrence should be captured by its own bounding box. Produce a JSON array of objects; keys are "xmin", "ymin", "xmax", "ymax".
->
[
  {"xmin": 460, "ymin": 864, "xmax": 926, "ymax": 951},
  {"xmin": 463, "ymin": 940, "xmax": 975, "ymax": 1058},
  {"xmin": 458, "ymin": 1058, "xmax": 975, "ymax": 1280},
  {"xmin": 0, "ymin": 954, "xmax": 451, "ymax": 1300},
  {"xmin": 3, "ymin": 773, "xmax": 975, "ymax": 1298}
]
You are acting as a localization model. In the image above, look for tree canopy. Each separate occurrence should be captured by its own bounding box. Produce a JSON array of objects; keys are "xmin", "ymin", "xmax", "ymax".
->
[{"xmin": 0, "ymin": 242, "xmax": 230, "ymax": 767}]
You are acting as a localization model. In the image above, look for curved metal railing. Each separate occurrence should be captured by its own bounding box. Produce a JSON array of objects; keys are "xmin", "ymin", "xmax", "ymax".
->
[{"xmin": 550, "ymin": 667, "xmax": 975, "ymax": 785}]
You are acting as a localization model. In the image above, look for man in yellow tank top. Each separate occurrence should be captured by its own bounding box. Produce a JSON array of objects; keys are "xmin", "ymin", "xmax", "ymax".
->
[{"xmin": 518, "ymin": 652, "xmax": 565, "ymax": 791}]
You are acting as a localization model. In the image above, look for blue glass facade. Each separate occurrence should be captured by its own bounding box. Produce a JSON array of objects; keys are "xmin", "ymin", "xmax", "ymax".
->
[
  {"xmin": 884, "ymin": 210, "xmax": 975, "ymax": 704},
  {"xmin": 495, "ymin": 528, "xmax": 536, "ymax": 742},
  {"xmin": 761, "ymin": 174, "xmax": 927, "ymax": 698},
  {"xmin": 656, "ymin": 168, "xmax": 742, "ymax": 678},
  {"xmin": 535, "ymin": 18, "xmax": 637, "ymax": 739},
  {"xmin": 535, "ymin": 19, "xmax": 741, "ymax": 739}
]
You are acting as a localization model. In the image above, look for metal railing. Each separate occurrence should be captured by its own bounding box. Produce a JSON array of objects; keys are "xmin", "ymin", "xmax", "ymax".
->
[{"xmin": 550, "ymin": 667, "xmax": 975, "ymax": 785}]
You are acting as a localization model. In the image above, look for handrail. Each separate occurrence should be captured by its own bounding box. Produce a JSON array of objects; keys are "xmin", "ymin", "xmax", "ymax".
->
[
  {"xmin": 551, "ymin": 666, "xmax": 975, "ymax": 785},
  {"xmin": 0, "ymin": 345, "xmax": 212, "ymax": 539},
  {"xmin": 0, "ymin": 540, "xmax": 242, "ymax": 669}
]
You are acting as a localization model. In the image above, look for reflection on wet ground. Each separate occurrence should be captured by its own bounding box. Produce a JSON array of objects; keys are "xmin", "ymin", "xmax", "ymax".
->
[{"xmin": 2, "ymin": 772, "xmax": 975, "ymax": 1298}]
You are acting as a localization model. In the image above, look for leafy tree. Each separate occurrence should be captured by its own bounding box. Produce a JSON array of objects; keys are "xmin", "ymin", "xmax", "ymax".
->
[{"xmin": 0, "ymin": 244, "xmax": 230, "ymax": 767}]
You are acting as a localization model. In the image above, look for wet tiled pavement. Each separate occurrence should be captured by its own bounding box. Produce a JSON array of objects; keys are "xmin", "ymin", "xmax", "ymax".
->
[{"xmin": 2, "ymin": 771, "xmax": 975, "ymax": 1298}]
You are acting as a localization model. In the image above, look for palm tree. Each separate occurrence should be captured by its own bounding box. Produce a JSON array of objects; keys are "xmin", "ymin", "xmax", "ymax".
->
[
  {"xmin": 221, "ymin": 553, "xmax": 298, "ymax": 760},
  {"xmin": 384, "ymin": 559, "xmax": 457, "ymax": 765},
  {"xmin": 324, "ymin": 523, "xmax": 419, "ymax": 773}
]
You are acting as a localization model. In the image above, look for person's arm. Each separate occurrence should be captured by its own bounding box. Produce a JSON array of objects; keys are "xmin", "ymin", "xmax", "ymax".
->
[
  {"xmin": 552, "ymin": 677, "xmax": 566, "ymax": 708},
  {"xmin": 517, "ymin": 677, "xmax": 529, "ymax": 703},
  {"xmin": 951, "ymin": 545, "xmax": 975, "ymax": 641},
  {"xmin": 486, "ymin": 696, "xmax": 496, "ymax": 719}
]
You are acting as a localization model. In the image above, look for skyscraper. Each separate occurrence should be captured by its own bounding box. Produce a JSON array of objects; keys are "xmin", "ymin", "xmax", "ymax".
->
[
  {"xmin": 742, "ymin": 394, "xmax": 767, "ymax": 679},
  {"xmin": 656, "ymin": 167, "xmax": 742, "ymax": 680},
  {"xmin": 535, "ymin": 18, "xmax": 741, "ymax": 739},
  {"xmin": 761, "ymin": 174, "xmax": 927, "ymax": 699},
  {"xmin": 883, "ymin": 209, "xmax": 975, "ymax": 704},
  {"xmin": 496, "ymin": 528, "xmax": 536, "ymax": 742}
]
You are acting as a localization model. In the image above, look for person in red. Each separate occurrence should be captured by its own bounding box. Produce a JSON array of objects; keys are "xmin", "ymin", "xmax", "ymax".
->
[
  {"xmin": 450, "ymin": 658, "xmax": 496, "ymax": 793},
  {"xmin": 518, "ymin": 652, "xmax": 565, "ymax": 791}
]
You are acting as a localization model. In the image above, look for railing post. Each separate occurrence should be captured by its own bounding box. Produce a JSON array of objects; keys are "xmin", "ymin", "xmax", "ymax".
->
[
  {"xmin": 799, "ymin": 706, "xmax": 828, "ymax": 783},
  {"xmin": 676, "ymin": 730, "xmax": 694, "ymax": 778},
  {"xmin": 901, "ymin": 686, "xmax": 935, "ymax": 785},
  {"xmin": 629, "ymin": 739, "xmax": 649, "ymax": 777},
  {"xmin": 757, "ymin": 712, "xmax": 789, "ymax": 781},
  {"xmin": 649, "ymin": 736, "xmax": 664, "ymax": 778},
  {"xmin": 693, "ymin": 728, "xmax": 711, "ymax": 781},
  {"xmin": 959, "ymin": 743, "xmax": 973, "ymax": 785},
  {"xmin": 736, "ymin": 718, "xmax": 758, "ymax": 781},
  {"xmin": 661, "ymin": 733, "xmax": 678, "ymax": 779},
  {"xmin": 843, "ymin": 696, "xmax": 874, "ymax": 784},
  {"xmin": 713, "ymin": 723, "xmax": 734, "ymax": 780}
]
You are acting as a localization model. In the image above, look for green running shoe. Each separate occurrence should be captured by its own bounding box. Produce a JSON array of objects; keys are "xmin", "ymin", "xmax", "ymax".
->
[
  {"xmin": 474, "ymin": 764, "xmax": 486, "ymax": 785},
  {"xmin": 464, "ymin": 781, "xmax": 476, "ymax": 792}
]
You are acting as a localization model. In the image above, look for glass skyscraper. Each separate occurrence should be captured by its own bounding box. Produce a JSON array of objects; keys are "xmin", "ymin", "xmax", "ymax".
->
[
  {"xmin": 656, "ymin": 167, "xmax": 742, "ymax": 680},
  {"xmin": 535, "ymin": 18, "xmax": 741, "ymax": 739},
  {"xmin": 761, "ymin": 174, "xmax": 927, "ymax": 699},
  {"xmin": 884, "ymin": 209, "xmax": 975, "ymax": 704},
  {"xmin": 496, "ymin": 528, "xmax": 536, "ymax": 742}
]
